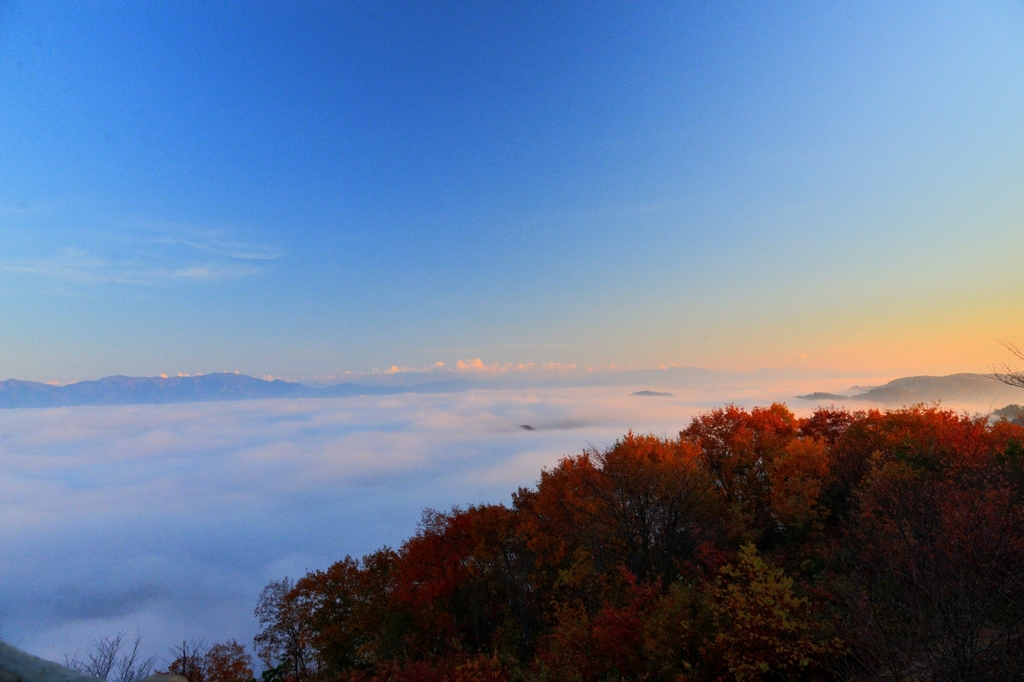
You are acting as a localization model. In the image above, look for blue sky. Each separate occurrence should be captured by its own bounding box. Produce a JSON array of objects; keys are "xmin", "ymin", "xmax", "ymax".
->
[{"xmin": 2, "ymin": 1, "xmax": 1023, "ymax": 382}]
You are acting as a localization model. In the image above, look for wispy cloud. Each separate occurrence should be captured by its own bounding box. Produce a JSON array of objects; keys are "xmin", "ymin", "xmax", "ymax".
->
[
  {"xmin": 362, "ymin": 359, "xmax": 581, "ymax": 377},
  {"xmin": 1, "ymin": 248, "xmax": 107, "ymax": 283},
  {"xmin": 0, "ymin": 248, "xmax": 261, "ymax": 285},
  {"xmin": 0, "ymin": 218, "xmax": 284, "ymax": 289},
  {"xmin": 451, "ymin": 358, "xmax": 579, "ymax": 374},
  {"xmin": 114, "ymin": 229, "xmax": 286, "ymax": 261},
  {"xmin": 108, "ymin": 219, "xmax": 286, "ymax": 259}
]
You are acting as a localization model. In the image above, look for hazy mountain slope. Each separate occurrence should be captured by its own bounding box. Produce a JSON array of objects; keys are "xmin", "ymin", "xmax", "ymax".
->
[
  {"xmin": 798, "ymin": 373, "xmax": 1024, "ymax": 406},
  {"xmin": 993, "ymin": 404, "xmax": 1024, "ymax": 424},
  {"xmin": 0, "ymin": 373, "xmax": 468, "ymax": 409},
  {"xmin": 0, "ymin": 379, "xmax": 67, "ymax": 408}
]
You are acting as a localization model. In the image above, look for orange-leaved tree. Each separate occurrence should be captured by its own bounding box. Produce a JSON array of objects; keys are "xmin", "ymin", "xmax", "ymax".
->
[{"xmin": 682, "ymin": 404, "xmax": 798, "ymax": 545}]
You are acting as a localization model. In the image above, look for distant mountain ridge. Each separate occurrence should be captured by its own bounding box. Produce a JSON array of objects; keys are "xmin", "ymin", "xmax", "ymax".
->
[
  {"xmin": 7, "ymin": 370, "xmax": 1023, "ymax": 410},
  {"xmin": 797, "ymin": 373, "xmax": 1024, "ymax": 406},
  {"xmin": 0, "ymin": 373, "xmax": 466, "ymax": 409}
]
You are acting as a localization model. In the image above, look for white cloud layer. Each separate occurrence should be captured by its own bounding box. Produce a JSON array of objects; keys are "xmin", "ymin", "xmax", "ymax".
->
[{"xmin": 0, "ymin": 381, "xmax": 867, "ymax": 664}]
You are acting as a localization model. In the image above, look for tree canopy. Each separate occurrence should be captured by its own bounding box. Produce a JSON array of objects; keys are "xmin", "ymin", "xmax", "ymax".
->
[{"xmin": 249, "ymin": 404, "xmax": 1024, "ymax": 682}]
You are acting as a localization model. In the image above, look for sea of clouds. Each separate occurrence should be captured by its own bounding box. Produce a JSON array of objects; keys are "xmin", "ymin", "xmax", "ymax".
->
[{"xmin": 0, "ymin": 378, "xmax": 877, "ymax": 665}]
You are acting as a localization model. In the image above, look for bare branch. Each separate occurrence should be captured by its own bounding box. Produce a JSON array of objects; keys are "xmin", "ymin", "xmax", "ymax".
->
[
  {"xmin": 165, "ymin": 639, "xmax": 208, "ymax": 682},
  {"xmin": 993, "ymin": 342, "xmax": 1024, "ymax": 389},
  {"xmin": 63, "ymin": 632, "xmax": 153, "ymax": 682}
]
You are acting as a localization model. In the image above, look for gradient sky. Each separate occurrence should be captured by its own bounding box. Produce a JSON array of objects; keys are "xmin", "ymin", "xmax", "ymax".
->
[{"xmin": 2, "ymin": 1, "xmax": 1023, "ymax": 382}]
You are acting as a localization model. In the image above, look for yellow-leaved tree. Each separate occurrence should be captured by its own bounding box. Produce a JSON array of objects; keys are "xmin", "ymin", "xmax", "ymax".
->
[{"xmin": 706, "ymin": 544, "xmax": 840, "ymax": 681}]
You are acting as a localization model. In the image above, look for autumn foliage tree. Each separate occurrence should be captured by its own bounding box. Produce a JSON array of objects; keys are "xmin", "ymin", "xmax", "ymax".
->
[
  {"xmin": 163, "ymin": 639, "xmax": 254, "ymax": 682},
  {"xmin": 832, "ymin": 409, "xmax": 1024, "ymax": 681},
  {"xmin": 705, "ymin": 544, "xmax": 840, "ymax": 681},
  {"xmin": 250, "ymin": 404, "xmax": 1024, "ymax": 682},
  {"xmin": 254, "ymin": 578, "xmax": 318, "ymax": 681}
]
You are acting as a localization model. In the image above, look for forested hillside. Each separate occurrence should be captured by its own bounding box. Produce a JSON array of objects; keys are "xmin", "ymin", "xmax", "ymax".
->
[{"xmin": 248, "ymin": 404, "xmax": 1024, "ymax": 682}]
